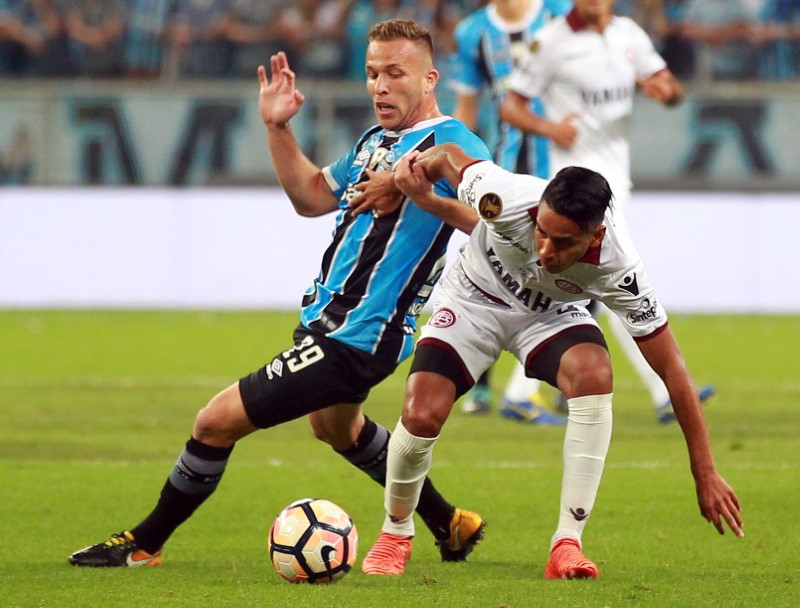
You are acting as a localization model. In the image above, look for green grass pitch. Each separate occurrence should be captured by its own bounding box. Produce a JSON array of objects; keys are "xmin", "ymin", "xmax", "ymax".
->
[{"xmin": 1, "ymin": 310, "xmax": 798, "ymax": 607}]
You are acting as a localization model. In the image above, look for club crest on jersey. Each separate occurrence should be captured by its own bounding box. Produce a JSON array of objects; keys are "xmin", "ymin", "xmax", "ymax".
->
[
  {"xmin": 429, "ymin": 307, "xmax": 457, "ymax": 328},
  {"xmin": 555, "ymin": 279, "xmax": 583, "ymax": 295},
  {"xmin": 529, "ymin": 40, "xmax": 540, "ymax": 53},
  {"xmin": 478, "ymin": 192, "xmax": 503, "ymax": 219},
  {"xmin": 368, "ymin": 147, "xmax": 394, "ymax": 171}
]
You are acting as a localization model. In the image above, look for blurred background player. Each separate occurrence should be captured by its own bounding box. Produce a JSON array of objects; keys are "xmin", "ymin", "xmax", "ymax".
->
[
  {"xmin": 500, "ymin": 0, "xmax": 715, "ymax": 423},
  {"xmin": 449, "ymin": 0, "xmax": 571, "ymax": 424}
]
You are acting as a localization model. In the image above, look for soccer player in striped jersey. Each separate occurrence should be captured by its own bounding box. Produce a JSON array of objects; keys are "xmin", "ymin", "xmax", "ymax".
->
[{"xmin": 69, "ymin": 19, "xmax": 493, "ymax": 570}]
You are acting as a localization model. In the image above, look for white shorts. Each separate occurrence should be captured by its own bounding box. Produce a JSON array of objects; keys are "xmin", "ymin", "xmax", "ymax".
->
[{"xmin": 419, "ymin": 263, "xmax": 601, "ymax": 386}]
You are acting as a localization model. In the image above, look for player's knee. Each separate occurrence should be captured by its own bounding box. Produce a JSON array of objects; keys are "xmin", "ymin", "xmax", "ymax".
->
[
  {"xmin": 308, "ymin": 417, "xmax": 330, "ymax": 443},
  {"xmin": 558, "ymin": 344, "xmax": 613, "ymax": 397},
  {"xmin": 573, "ymin": 364, "xmax": 613, "ymax": 396},
  {"xmin": 399, "ymin": 371, "xmax": 457, "ymax": 437},
  {"xmin": 401, "ymin": 383, "xmax": 452, "ymax": 438},
  {"xmin": 193, "ymin": 385, "xmax": 251, "ymax": 446}
]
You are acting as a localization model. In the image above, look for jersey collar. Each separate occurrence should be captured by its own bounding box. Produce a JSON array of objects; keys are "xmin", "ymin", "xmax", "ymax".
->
[
  {"xmin": 566, "ymin": 9, "xmax": 613, "ymax": 33},
  {"xmin": 566, "ymin": 9, "xmax": 588, "ymax": 31}
]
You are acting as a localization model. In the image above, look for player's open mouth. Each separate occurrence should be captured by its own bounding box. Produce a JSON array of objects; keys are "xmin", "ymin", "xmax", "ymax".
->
[{"xmin": 376, "ymin": 103, "xmax": 396, "ymax": 116}]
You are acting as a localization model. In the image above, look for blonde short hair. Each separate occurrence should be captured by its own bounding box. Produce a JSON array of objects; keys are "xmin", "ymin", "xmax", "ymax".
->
[{"xmin": 367, "ymin": 19, "xmax": 435, "ymax": 60}]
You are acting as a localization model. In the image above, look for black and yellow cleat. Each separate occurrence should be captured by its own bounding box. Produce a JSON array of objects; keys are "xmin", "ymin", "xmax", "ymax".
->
[
  {"xmin": 437, "ymin": 508, "xmax": 486, "ymax": 562},
  {"xmin": 69, "ymin": 531, "xmax": 162, "ymax": 567}
]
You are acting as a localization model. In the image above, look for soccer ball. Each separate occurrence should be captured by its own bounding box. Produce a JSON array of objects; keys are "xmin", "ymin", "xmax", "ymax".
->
[{"xmin": 268, "ymin": 498, "xmax": 358, "ymax": 584}]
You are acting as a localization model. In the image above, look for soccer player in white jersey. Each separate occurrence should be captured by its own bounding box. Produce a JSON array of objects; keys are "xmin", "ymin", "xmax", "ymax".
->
[
  {"xmin": 449, "ymin": 0, "xmax": 571, "ymax": 423},
  {"xmin": 498, "ymin": 0, "xmax": 714, "ymax": 424},
  {"xmin": 361, "ymin": 143, "xmax": 743, "ymax": 578}
]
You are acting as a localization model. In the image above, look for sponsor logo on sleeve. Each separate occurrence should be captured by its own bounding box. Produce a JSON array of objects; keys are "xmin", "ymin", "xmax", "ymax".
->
[
  {"xmin": 618, "ymin": 273, "xmax": 639, "ymax": 296},
  {"xmin": 478, "ymin": 192, "xmax": 503, "ymax": 219},
  {"xmin": 626, "ymin": 297, "xmax": 658, "ymax": 324},
  {"xmin": 462, "ymin": 172, "xmax": 483, "ymax": 207}
]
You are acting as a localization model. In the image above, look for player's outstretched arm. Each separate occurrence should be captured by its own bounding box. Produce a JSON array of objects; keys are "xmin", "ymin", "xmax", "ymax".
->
[
  {"xmin": 257, "ymin": 53, "xmax": 338, "ymax": 217},
  {"xmin": 394, "ymin": 146, "xmax": 480, "ymax": 234},
  {"xmin": 637, "ymin": 326, "xmax": 744, "ymax": 537}
]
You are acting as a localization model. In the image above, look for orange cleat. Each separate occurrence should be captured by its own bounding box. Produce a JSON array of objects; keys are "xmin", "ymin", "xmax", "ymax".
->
[
  {"xmin": 361, "ymin": 531, "xmax": 413, "ymax": 575},
  {"xmin": 544, "ymin": 538, "xmax": 598, "ymax": 580}
]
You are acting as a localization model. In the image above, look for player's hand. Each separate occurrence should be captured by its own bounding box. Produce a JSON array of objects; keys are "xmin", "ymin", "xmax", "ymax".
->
[
  {"xmin": 550, "ymin": 114, "xmax": 579, "ymax": 149},
  {"xmin": 395, "ymin": 151, "xmax": 436, "ymax": 201},
  {"xmin": 695, "ymin": 472, "xmax": 744, "ymax": 537},
  {"xmin": 349, "ymin": 169, "xmax": 404, "ymax": 218},
  {"xmin": 258, "ymin": 52, "xmax": 305, "ymax": 128},
  {"xmin": 637, "ymin": 72, "xmax": 683, "ymax": 106},
  {"xmin": 638, "ymin": 75, "xmax": 671, "ymax": 103}
]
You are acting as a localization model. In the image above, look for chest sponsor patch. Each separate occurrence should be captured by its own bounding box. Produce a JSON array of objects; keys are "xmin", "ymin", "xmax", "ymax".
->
[{"xmin": 478, "ymin": 192, "xmax": 503, "ymax": 219}]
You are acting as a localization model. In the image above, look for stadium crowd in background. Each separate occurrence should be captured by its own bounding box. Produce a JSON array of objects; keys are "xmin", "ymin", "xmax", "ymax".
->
[{"xmin": 2, "ymin": 0, "xmax": 800, "ymax": 81}]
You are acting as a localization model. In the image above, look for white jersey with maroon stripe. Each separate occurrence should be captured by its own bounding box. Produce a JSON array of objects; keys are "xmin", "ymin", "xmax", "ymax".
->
[
  {"xmin": 507, "ymin": 12, "xmax": 667, "ymax": 209},
  {"xmin": 456, "ymin": 160, "xmax": 667, "ymax": 340}
]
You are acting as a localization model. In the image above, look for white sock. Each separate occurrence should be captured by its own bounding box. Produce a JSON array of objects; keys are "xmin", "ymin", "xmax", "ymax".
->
[
  {"xmin": 551, "ymin": 393, "xmax": 613, "ymax": 548},
  {"xmin": 382, "ymin": 419, "xmax": 438, "ymax": 537},
  {"xmin": 605, "ymin": 313, "xmax": 669, "ymax": 407},
  {"xmin": 503, "ymin": 361, "xmax": 542, "ymax": 402}
]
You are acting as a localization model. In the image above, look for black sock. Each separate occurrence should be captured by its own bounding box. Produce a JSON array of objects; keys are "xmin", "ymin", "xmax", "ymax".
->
[
  {"xmin": 335, "ymin": 416, "xmax": 454, "ymax": 541},
  {"xmin": 131, "ymin": 437, "xmax": 233, "ymax": 554}
]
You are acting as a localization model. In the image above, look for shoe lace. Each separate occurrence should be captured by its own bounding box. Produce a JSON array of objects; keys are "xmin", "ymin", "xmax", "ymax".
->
[
  {"xmin": 553, "ymin": 540, "xmax": 594, "ymax": 571},
  {"xmin": 104, "ymin": 532, "xmax": 134, "ymax": 548},
  {"xmin": 368, "ymin": 533, "xmax": 410, "ymax": 563}
]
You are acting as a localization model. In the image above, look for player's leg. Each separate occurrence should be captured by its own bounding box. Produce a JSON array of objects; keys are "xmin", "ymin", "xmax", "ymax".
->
[
  {"xmin": 511, "ymin": 313, "xmax": 611, "ymax": 579},
  {"xmin": 363, "ymin": 288, "xmax": 504, "ymax": 575},
  {"xmin": 361, "ymin": 368, "xmax": 460, "ymax": 575},
  {"xmin": 499, "ymin": 361, "xmax": 565, "ymax": 425},
  {"xmin": 461, "ymin": 367, "xmax": 492, "ymax": 414},
  {"xmin": 68, "ymin": 327, "xmax": 382, "ymax": 568},
  {"xmin": 308, "ymin": 405, "xmax": 480, "ymax": 561},
  {"xmin": 69, "ymin": 382, "xmax": 257, "ymax": 567}
]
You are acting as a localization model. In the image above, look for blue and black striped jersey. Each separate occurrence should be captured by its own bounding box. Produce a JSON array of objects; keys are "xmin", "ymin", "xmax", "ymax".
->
[
  {"xmin": 303, "ymin": 116, "xmax": 492, "ymax": 365},
  {"xmin": 450, "ymin": 1, "xmax": 571, "ymax": 177}
]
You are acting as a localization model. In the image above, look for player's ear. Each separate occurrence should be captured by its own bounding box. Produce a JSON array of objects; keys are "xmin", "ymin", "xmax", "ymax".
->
[
  {"xmin": 425, "ymin": 69, "xmax": 439, "ymax": 92},
  {"xmin": 591, "ymin": 224, "xmax": 606, "ymax": 247}
]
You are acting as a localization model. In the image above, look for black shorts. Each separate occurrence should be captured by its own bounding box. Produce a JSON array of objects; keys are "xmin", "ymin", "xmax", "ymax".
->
[{"xmin": 239, "ymin": 326, "xmax": 398, "ymax": 429}]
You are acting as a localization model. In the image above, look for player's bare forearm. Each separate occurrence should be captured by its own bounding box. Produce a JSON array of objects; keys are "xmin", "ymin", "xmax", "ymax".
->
[
  {"xmin": 501, "ymin": 91, "xmax": 578, "ymax": 148},
  {"xmin": 266, "ymin": 123, "xmax": 338, "ymax": 217},
  {"xmin": 408, "ymin": 144, "xmax": 479, "ymax": 186},
  {"xmin": 395, "ymin": 149, "xmax": 478, "ymax": 234},
  {"xmin": 638, "ymin": 327, "xmax": 744, "ymax": 537},
  {"xmin": 416, "ymin": 191, "xmax": 478, "ymax": 235}
]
